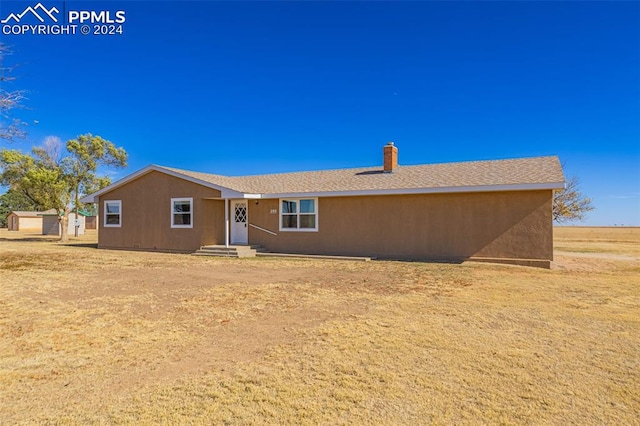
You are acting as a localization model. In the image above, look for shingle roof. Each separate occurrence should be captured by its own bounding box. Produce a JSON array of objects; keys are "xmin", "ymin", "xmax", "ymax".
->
[
  {"xmin": 9, "ymin": 209, "xmax": 57, "ymax": 217},
  {"xmin": 160, "ymin": 156, "xmax": 564, "ymax": 195},
  {"xmin": 81, "ymin": 155, "xmax": 565, "ymax": 204}
]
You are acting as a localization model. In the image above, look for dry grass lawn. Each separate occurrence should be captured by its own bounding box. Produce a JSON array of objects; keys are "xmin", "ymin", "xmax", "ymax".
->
[
  {"xmin": 555, "ymin": 226, "xmax": 640, "ymax": 257},
  {"xmin": 1, "ymin": 227, "xmax": 639, "ymax": 424}
]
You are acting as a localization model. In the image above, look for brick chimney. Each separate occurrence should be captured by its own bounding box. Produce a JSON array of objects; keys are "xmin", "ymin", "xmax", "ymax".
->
[{"xmin": 383, "ymin": 142, "xmax": 398, "ymax": 173}]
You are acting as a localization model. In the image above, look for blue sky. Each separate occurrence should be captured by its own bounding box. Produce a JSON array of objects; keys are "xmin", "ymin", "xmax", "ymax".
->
[{"xmin": 1, "ymin": 0, "xmax": 638, "ymax": 225}]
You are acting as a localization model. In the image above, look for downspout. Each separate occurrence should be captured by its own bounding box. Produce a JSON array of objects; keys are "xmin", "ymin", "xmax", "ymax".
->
[{"xmin": 224, "ymin": 199, "xmax": 229, "ymax": 248}]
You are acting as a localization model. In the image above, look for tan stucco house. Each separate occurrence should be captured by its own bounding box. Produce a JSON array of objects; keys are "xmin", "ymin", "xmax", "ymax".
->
[
  {"xmin": 82, "ymin": 144, "xmax": 565, "ymax": 268},
  {"xmin": 6, "ymin": 209, "xmax": 57, "ymax": 232}
]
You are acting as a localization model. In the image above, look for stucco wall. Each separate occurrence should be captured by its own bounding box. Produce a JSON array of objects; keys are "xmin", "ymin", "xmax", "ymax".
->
[
  {"xmin": 248, "ymin": 190, "xmax": 553, "ymax": 264},
  {"xmin": 95, "ymin": 170, "xmax": 553, "ymax": 265},
  {"xmin": 98, "ymin": 171, "xmax": 224, "ymax": 252}
]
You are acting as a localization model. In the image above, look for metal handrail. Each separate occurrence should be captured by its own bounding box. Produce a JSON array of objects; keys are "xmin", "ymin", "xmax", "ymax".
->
[{"xmin": 249, "ymin": 223, "xmax": 277, "ymax": 236}]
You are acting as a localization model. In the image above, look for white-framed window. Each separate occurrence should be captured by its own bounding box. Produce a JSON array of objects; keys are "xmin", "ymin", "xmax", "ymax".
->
[
  {"xmin": 171, "ymin": 197, "xmax": 193, "ymax": 228},
  {"xmin": 279, "ymin": 198, "xmax": 318, "ymax": 232},
  {"xmin": 104, "ymin": 200, "xmax": 122, "ymax": 227}
]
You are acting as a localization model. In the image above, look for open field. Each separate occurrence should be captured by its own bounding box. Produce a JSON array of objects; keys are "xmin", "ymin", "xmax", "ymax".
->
[
  {"xmin": 555, "ymin": 226, "xmax": 640, "ymax": 257},
  {"xmin": 1, "ymin": 228, "xmax": 639, "ymax": 424}
]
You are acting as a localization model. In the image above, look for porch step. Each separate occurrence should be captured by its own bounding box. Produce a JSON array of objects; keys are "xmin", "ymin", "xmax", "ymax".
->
[{"xmin": 193, "ymin": 245, "xmax": 264, "ymax": 258}]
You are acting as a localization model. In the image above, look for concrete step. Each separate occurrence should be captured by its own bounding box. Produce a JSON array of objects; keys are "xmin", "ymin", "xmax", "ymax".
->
[{"xmin": 193, "ymin": 245, "xmax": 262, "ymax": 258}]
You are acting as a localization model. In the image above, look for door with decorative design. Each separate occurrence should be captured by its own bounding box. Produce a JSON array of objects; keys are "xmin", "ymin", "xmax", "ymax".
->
[{"xmin": 231, "ymin": 200, "xmax": 248, "ymax": 244}]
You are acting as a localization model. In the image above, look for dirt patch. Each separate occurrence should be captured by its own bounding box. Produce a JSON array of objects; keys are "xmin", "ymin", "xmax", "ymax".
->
[
  {"xmin": 1, "ymin": 229, "xmax": 639, "ymax": 424},
  {"xmin": 555, "ymin": 250, "xmax": 639, "ymax": 261},
  {"xmin": 552, "ymin": 252, "xmax": 640, "ymax": 272}
]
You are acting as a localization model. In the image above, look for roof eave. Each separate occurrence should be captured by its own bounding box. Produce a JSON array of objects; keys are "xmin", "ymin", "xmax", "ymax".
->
[
  {"xmin": 79, "ymin": 165, "xmax": 245, "ymax": 203},
  {"xmin": 259, "ymin": 181, "xmax": 566, "ymax": 199}
]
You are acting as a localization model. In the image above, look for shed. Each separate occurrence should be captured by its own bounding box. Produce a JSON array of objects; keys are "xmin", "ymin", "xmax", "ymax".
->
[
  {"xmin": 41, "ymin": 212, "xmax": 86, "ymax": 236},
  {"xmin": 77, "ymin": 210, "xmax": 97, "ymax": 230},
  {"xmin": 41, "ymin": 214, "xmax": 60, "ymax": 235},
  {"xmin": 6, "ymin": 209, "xmax": 57, "ymax": 232}
]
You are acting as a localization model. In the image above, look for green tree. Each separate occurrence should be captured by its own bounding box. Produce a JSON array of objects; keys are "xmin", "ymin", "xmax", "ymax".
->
[
  {"xmin": 553, "ymin": 175, "xmax": 595, "ymax": 223},
  {"xmin": 0, "ymin": 188, "xmax": 38, "ymax": 227},
  {"xmin": 65, "ymin": 134, "xmax": 127, "ymax": 236},
  {"xmin": 0, "ymin": 134, "xmax": 127, "ymax": 241},
  {"xmin": 0, "ymin": 143, "xmax": 71, "ymax": 237}
]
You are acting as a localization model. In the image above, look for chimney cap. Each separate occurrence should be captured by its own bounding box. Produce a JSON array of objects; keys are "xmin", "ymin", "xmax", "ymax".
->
[{"xmin": 386, "ymin": 141, "xmax": 394, "ymax": 146}]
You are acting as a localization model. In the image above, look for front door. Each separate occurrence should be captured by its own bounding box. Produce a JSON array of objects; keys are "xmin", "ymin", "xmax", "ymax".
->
[{"xmin": 231, "ymin": 200, "xmax": 248, "ymax": 244}]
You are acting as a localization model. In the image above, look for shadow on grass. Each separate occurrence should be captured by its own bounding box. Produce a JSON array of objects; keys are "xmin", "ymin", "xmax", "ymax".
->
[
  {"xmin": 0, "ymin": 237, "xmax": 60, "ymax": 243},
  {"xmin": 0, "ymin": 235, "xmax": 98, "ymax": 249},
  {"xmin": 60, "ymin": 243, "xmax": 98, "ymax": 249}
]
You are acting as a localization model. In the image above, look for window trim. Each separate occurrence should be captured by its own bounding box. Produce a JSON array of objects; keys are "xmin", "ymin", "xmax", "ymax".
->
[
  {"xmin": 104, "ymin": 200, "xmax": 122, "ymax": 228},
  {"xmin": 279, "ymin": 197, "xmax": 318, "ymax": 232},
  {"xmin": 171, "ymin": 197, "xmax": 193, "ymax": 229}
]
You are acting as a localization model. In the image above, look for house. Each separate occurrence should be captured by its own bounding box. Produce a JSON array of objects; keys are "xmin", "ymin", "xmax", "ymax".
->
[
  {"xmin": 81, "ymin": 143, "xmax": 565, "ymax": 268},
  {"xmin": 41, "ymin": 212, "xmax": 86, "ymax": 236},
  {"xmin": 6, "ymin": 209, "xmax": 57, "ymax": 232}
]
